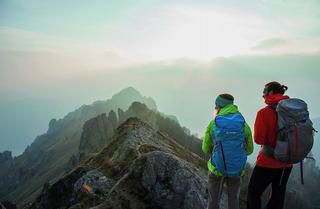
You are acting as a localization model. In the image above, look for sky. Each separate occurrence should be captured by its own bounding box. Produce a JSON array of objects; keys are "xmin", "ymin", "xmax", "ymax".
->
[{"xmin": 0, "ymin": 0, "xmax": 320, "ymax": 158}]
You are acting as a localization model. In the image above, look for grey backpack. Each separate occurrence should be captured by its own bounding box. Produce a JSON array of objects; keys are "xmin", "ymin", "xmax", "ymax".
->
[{"xmin": 273, "ymin": 98, "xmax": 314, "ymax": 164}]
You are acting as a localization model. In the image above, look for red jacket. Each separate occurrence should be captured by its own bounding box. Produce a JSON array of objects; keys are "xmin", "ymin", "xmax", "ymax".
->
[{"xmin": 254, "ymin": 94, "xmax": 292, "ymax": 168}]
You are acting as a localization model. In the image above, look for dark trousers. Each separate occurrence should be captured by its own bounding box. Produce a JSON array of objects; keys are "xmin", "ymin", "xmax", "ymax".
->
[
  {"xmin": 208, "ymin": 172, "xmax": 241, "ymax": 209},
  {"xmin": 247, "ymin": 165, "xmax": 292, "ymax": 209}
]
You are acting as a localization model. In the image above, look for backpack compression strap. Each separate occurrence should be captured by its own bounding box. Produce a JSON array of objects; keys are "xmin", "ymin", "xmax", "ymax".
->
[
  {"xmin": 219, "ymin": 141, "xmax": 227, "ymax": 171},
  {"xmin": 300, "ymin": 161, "xmax": 304, "ymax": 185}
]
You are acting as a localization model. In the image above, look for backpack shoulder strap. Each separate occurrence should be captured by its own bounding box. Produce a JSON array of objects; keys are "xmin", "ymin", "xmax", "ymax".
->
[
  {"xmin": 262, "ymin": 104, "xmax": 279, "ymax": 157},
  {"xmin": 268, "ymin": 103, "xmax": 277, "ymax": 109},
  {"xmin": 262, "ymin": 144, "xmax": 275, "ymax": 157}
]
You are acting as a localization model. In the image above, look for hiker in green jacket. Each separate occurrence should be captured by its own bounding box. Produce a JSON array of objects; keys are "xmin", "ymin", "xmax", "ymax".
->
[{"xmin": 202, "ymin": 94, "xmax": 253, "ymax": 209}]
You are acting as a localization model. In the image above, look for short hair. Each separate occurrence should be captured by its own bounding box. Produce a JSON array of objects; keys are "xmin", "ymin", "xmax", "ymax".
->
[
  {"xmin": 264, "ymin": 81, "xmax": 288, "ymax": 95},
  {"xmin": 219, "ymin": 93, "xmax": 234, "ymax": 101},
  {"xmin": 215, "ymin": 93, "xmax": 234, "ymax": 109}
]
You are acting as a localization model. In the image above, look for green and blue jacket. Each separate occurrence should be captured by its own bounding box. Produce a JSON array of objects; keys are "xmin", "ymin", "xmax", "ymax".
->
[{"xmin": 202, "ymin": 104, "xmax": 253, "ymax": 176}]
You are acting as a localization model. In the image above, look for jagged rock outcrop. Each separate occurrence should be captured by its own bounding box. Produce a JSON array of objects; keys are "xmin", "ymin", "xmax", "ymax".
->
[
  {"xmin": 47, "ymin": 118, "xmax": 61, "ymax": 137},
  {"xmin": 26, "ymin": 166, "xmax": 89, "ymax": 209},
  {"xmin": 27, "ymin": 118, "xmax": 209, "ymax": 209},
  {"xmin": 0, "ymin": 151, "xmax": 14, "ymax": 197},
  {"xmin": 0, "ymin": 151, "xmax": 13, "ymax": 178},
  {"xmin": 108, "ymin": 110, "xmax": 118, "ymax": 130},
  {"xmin": 79, "ymin": 113, "xmax": 115, "ymax": 160},
  {"xmin": 80, "ymin": 101, "xmax": 205, "ymax": 164},
  {"xmin": 0, "ymin": 151, "xmax": 13, "ymax": 163}
]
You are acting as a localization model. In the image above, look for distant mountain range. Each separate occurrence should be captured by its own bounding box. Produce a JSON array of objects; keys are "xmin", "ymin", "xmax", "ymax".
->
[{"xmin": 0, "ymin": 87, "xmax": 157, "ymax": 207}]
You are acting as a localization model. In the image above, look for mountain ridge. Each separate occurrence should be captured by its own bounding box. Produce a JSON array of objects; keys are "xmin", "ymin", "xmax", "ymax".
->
[
  {"xmin": 26, "ymin": 117, "xmax": 209, "ymax": 209},
  {"xmin": 0, "ymin": 87, "xmax": 157, "ymax": 207}
]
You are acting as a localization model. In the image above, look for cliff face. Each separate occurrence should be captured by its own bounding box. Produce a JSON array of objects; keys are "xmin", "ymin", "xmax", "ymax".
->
[
  {"xmin": 79, "ymin": 113, "xmax": 115, "ymax": 159},
  {"xmin": 27, "ymin": 118, "xmax": 209, "ymax": 209},
  {"xmin": 0, "ymin": 151, "xmax": 13, "ymax": 198},
  {"xmin": 0, "ymin": 151, "xmax": 13, "ymax": 176}
]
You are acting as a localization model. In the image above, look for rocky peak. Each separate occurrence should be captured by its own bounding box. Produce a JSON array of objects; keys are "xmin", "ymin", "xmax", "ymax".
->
[
  {"xmin": 0, "ymin": 151, "xmax": 13, "ymax": 180},
  {"xmin": 108, "ymin": 110, "xmax": 118, "ymax": 130},
  {"xmin": 111, "ymin": 87, "xmax": 157, "ymax": 110},
  {"xmin": 113, "ymin": 86, "xmax": 141, "ymax": 97},
  {"xmin": 0, "ymin": 151, "xmax": 12, "ymax": 163},
  {"xmin": 79, "ymin": 113, "xmax": 115, "ymax": 160},
  {"xmin": 47, "ymin": 118, "xmax": 59, "ymax": 136}
]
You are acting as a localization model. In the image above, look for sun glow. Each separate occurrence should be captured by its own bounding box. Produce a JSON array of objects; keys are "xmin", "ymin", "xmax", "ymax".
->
[{"xmin": 111, "ymin": 5, "xmax": 274, "ymax": 61}]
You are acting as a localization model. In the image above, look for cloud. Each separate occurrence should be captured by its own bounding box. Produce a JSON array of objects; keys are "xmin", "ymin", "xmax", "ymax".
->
[
  {"xmin": 0, "ymin": 48, "xmax": 135, "ymax": 95},
  {"xmin": 251, "ymin": 38, "xmax": 289, "ymax": 50},
  {"xmin": 250, "ymin": 37, "xmax": 320, "ymax": 54},
  {"xmin": 0, "ymin": 26, "xmax": 76, "ymax": 52},
  {"xmin": 0, "ymin": 26, "xmax": 119, "ymax": 54}
]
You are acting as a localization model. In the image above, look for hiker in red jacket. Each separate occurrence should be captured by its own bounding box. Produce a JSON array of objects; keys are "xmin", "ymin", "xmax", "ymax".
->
[{"xmin": 247, "ymin": 81, "xmax": 292, "ymax": 209}]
